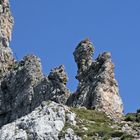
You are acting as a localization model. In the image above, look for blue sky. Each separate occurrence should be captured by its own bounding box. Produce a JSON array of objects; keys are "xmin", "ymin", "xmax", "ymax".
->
[{"xmin": 10, "ymin": 0, "xmax": 140, "ymax": 113}]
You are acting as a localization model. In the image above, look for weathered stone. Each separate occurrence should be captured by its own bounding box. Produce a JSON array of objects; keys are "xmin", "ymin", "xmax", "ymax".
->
[
  {"xmin": 63, "ymin": 128, "xmax": 81, "ymax": 140},
  {"xmin": 1, "ymin": 1, "xmax": 139, "ymax": 139},
  {"xmin": 0, "ymin": 101, "xmax": 66, "ymax": 140},
  {"xmin": 68, "ymin": 40, "xmax": 124, "ymax": 120},
  {"xmin": 73, "ymin": 38, "xmax": 94, "ymax": 76},
  {"xmin": 66, "ymin": 112, "xmax": 76, "ymax": 126},
  {"xmin": 0, "ymin": 0, "xmax": 14, "ymax": 77},
  {"xmin": 31, "ymin": 65, "xmax": 70, "ymax": 108},
  {"xmin": 0, "ymin": 55, "xmax": 43, "ymax": 126},
  {"xmin": 49, "ymin": 65, "xmax": 68, "ymax": 85},
  {"xmin": 0, "ymin": 55, "xmax": 71, "ymax": 127}
]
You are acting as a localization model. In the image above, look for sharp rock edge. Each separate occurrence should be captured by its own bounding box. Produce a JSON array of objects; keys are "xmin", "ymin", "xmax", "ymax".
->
[{"xmin": 0, "ymin": 1, "xmax": 140, "ymax": 140}]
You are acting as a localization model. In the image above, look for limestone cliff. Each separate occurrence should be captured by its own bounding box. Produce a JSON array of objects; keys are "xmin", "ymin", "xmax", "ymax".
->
[{"xmin": 0, "ymin": 1, "xmax": 140, "ymax": 140}]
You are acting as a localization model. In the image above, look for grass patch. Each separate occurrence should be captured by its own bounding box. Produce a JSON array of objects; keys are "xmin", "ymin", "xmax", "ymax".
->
[
  {"xmin": 125, "ymin": 113, "xmax": 136, "ymax": 122},
  {"xmin": 71, "ymin": 108, "xmax": 111, "ymax": 123},
  {"xmin": 69, "ymin": 108, "xmax": 118, "ymax": 139},
  {"xmin": 120, "ymin": 134, "xmax": 134, "ymax": 140},
  {"xmin": 125, "ymin": 112, "xmax": 140, "ymax": 123},
  {"xmin": 59, "ymin": 108, "xmax": 134, "ymax": 139}
]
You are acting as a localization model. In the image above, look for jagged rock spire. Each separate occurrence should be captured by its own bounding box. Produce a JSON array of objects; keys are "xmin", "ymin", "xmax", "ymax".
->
[
  {"xmin": 0, "ymin": 1, "xmax": 133, "ymax": 139},
  {"xmin": 48, "ymin": 65, "xmax": 68, "ymax": 85},
  {"xmin": 73, "ymin": 38, "xmax": 94, "ymax": 79},
  {"xmin": 0, "ymin": 1, "xmax": 70, "ymax": 125},
  {"xmin": 68, "ymin": 39, "xmax": 124, "ymax": 120},
  {"xmin": 0, "ymin": 0, "xmax": 14, "ymax": 76}
]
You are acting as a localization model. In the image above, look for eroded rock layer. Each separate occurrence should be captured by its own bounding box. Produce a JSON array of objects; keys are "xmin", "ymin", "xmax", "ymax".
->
[
  {"xmin": 0, "ymin": 55, "xmax": 70, "ymax": 127},
  {"xmin": 0, "ymin": 1, "xmax": 133, "ymax": 140},
  {"xmin": 67, "ymin": 39, "xmax": 123, "ymax": 120},
  {"xmin": 0, "ymin": 101, "xmax": 80, "ymax": 140},
  {"xmin": 0, "ymin": 0, "xmax": 14, "ymax": 76}
]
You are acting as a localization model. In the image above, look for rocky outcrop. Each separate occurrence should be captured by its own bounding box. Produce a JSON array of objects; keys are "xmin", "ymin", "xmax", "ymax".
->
[
  {"xmin": 0, "ymin": 0, "xmax": 14, "ymax": 77},
  {"xmin": 0, "ymin": 1, "xmax": 70, "ymax": 126},
  {"xmin": 0, "ymin": 55, "xmax": 43, "ymax": 126},
  {"xmin": 67, "ymin": 39, "xmax": 123, "ymax": 120},
  {"xmin": 31, "ymin": 64, "xmax": 70, "ymax": 108},
  {"xmin": 0, "ymin": 0, "xmax": 123, "ymax": 124},
  {"xmin": 0, "ymin": 0, "xmax": 135, "ymax": 140},
  {"xmin": 0, "ymin": 101, "xmax": 78, "ymax": 140},
  {"xmin": 0, "ymin": 101, "xmax": 140, "ymax": 140},
  {"xmin": 0, "ymin": 55, "xmax": 70, "ymax": 127}
]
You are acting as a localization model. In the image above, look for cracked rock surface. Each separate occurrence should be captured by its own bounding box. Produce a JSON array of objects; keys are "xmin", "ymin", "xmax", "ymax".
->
[
  {"xmin": 0, "ymin": 101, "xmax": 75, "ymax": 140},
  {"xmin": 68, "ymin": 40, "xmax": 123, "ymax": 120},
  {"xmin": 0, "ymin": 0, "xmax": 14, "ymax": 77},
  {"xmin": 1, "ymin": 0, "xmax": 140, "ymax": 140}
]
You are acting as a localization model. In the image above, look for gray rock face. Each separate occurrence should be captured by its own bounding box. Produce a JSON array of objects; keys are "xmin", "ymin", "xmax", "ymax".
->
[
  {"xmin": 68, "ymin": 40, "xmax": 123, "ymax": 120},
  {"xmin": 0, "ymin": 101, "xmax": 81, "ymax": 140},
  {"xmin": 0, "ymin": 55, "xmax": 43, "ymax": 126},
  {"xmin": 0, "ymin": 0, "xmax": 126, "ymax": 139},
  {"xmin": 0, "ymin": 55, "xmax": 70, "ymax": 127},
  {"xmin": 0, "ymin": 4, "xmax": 70, "ymax": 126},
  {"xmin": 63, "ymin": 128, "xmax": 81, "ymax": 140},
  {"xmin": 0, "ymin": 0, "xmax": 14, "ymax": 77},
  {"xmin": 66, "ymin": 112, "xmax": 76, "ymax": 126},
  {"xmin": 73, "ymin": 39, "xmax": 94, "ymax": 76},
  {"xmin": 49, "ymin": 65, "xmax": 68, "ymax": 85},
  {"xmin": 31, "ymin": 65, "xmax": 70, "ymax": 111},
  {"xmin": 0, "ymin": 2, "xmax": 71, "ymax": 125},
  {"xmin": 0, "ymin": 101, "xmax": 66, "ymax": 140}
]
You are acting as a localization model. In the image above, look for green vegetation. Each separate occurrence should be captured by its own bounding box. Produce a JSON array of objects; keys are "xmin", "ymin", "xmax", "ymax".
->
[
  {"xmin": 125, "ymin": 111, "xmax": 140, "ymax": 123},
  {"xmin": 59, "ymin": 108, "xmax": 136, "ymax": 139},
  {"xmin": 60, "ymin": 108, "xmax": 130, "ymax": 140},
  {"xmin": 137, "ymin": 109, "xmax": 140, "ymax": 113},
  {"xmin": 125, "ymin": 113, "xmax": 136, "ymax": 122},
  {"xmin": 136, "ymin": 113, "xmax": 140, "ymax": 122},
  {"xmin": 120, "ymin": 134, "xmax": 134, "ymax": 140}
]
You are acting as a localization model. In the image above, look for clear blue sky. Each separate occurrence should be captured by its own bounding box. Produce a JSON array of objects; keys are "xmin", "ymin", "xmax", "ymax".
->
[{"xmin": 10, "ymin": 0, "xmax": 140, "ymax": 113}]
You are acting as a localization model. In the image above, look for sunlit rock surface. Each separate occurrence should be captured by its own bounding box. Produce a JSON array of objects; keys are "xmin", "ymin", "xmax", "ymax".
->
[
  {"xmin": 0, "ymin": 0, "xmax": 14, "ymax": 77},
  {"xmin": 67, "ymin": 40, "xmax": 123, "ymax": 120},
  {"xmin": 1, "ymin": 0, "xmax": 140, "ymax": 140}
]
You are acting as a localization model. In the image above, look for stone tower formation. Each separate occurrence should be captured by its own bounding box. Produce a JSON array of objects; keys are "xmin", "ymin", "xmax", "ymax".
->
[
  {"xmin": 0, "ymin": 0, "xmax": 123, "ymax": 129},
  {"xmin": 0, "ymin": 0, "xmax": 14, "ymax": 78},
  {"xmin": 68, "ymin": 39, "xmax": 124, "ymax": 120}
]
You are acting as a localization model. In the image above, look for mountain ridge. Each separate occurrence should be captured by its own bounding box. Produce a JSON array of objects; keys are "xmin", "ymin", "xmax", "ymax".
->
[{"xmin": 0, "ymin": 0, "xmax": 140, "ymax": 139}]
